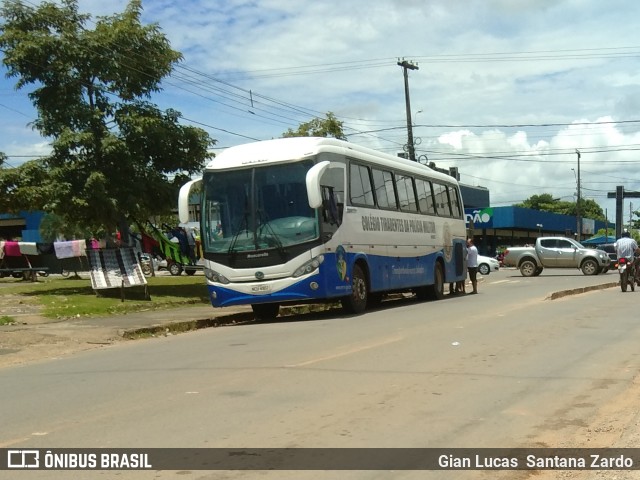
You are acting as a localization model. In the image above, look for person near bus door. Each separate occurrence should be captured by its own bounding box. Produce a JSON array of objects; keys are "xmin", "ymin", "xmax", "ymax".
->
[
  {"xmin": 449, "ymin": 242, "xmax": 467, "ymax": 295},
  {"xmin": 467, "ymin": 238, "xmax": 479, "ymax": 294}
]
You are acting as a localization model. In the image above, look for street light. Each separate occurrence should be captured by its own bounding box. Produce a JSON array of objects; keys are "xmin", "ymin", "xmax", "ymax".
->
[
  {"xmin": 536, "ymin": 223, "xmax": 543, "ymax": 235},
  {"xmin": 398, "ymin": 59, "xmax": 419, "ymax": 161},
  {"xmin": 413, "ymin": 109, "xmax": 423, "ymax": 126}
]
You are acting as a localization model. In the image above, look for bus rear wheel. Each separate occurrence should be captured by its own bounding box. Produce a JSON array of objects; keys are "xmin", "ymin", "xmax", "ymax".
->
[
  {"xmin": 251, "ymin": 303, "xmax": 280, "ymax": 320},
  {"xmin": 341, "ymin": 263, "xmax": 368, "ymax": 314},
  {"xmin": 427, "ymin": 262, "xmax": 445, "ymax": 300}
]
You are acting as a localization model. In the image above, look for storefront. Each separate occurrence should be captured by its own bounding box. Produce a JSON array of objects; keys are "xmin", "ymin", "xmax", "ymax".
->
[{"xmin": 464, "ymin": 206, "xmax": 613, "ymax": 256}]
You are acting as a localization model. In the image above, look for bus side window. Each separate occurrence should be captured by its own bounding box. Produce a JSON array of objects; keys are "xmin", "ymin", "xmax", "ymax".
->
[
  {"xmin": 448, "ymin": 186, "xmax": 463, "ymax": 218},
  {"xmin": 321, "ymin": 186, "xmax": 342, "ymax": 226},
  {"xmin": 320, "ymin": 165, "xmax": 345, "ymax": 230},
  {"xmin": 433, "ymin": 182, "xmax": 452, "ymax": 217}
]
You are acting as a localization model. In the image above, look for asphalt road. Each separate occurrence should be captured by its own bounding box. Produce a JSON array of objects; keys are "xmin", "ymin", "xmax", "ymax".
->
[{"xmin": 0, "ymin": 268, "xmax": 637, "ymax": 480}]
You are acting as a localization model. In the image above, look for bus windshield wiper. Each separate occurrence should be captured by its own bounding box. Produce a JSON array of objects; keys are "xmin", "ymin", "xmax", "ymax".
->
[
  {"xmin": 256, "ymin": 208, "xmax": 286, "ymax": 254},
  {"xmin": 227, "ymin": 210, "xmax": 250, "ymax": 255}
]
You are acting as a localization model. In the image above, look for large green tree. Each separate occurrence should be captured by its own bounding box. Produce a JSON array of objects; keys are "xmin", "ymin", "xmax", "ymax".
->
[
  {"xmin": 0, "ymin": 0, "xmax": 214, "ymax": 236},
  {"xmin": 282, "ymin": 112, "xmax": 347, "ymax": 140},
  {"xmin": 0, "ymin": 159, "xmax": 54, "ymax": 213},
  {"xmin": 515, "ymin": 193, "xmax": 605, "ymax": 221}
]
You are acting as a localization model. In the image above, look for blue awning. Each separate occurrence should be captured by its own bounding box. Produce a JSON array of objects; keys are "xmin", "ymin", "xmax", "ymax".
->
[{"xmin": 582, "ymin": 235, "xmax": 616, "ymax": 245}]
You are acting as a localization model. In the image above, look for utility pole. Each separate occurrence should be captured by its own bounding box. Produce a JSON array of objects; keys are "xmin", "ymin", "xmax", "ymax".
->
[
  {"xmin": 398, "ymin": 58, "xmax": 419, "ymax": 161},
  {"xmin": 575, "ymin": 149, "xmax": 582, "ymax": 241}
]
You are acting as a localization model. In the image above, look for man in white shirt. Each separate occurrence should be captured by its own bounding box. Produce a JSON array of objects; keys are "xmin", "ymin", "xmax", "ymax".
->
[
  {"xmin": 615, "ymin": 230, "xmax": 638, "ymax": 259},
  {"xmin": 615, "ymin": 230, "xmax": 640, "ymax": 284},
  {"xmin": 467, "ymin": 238, "xmax": 479, "ymax": 294}
]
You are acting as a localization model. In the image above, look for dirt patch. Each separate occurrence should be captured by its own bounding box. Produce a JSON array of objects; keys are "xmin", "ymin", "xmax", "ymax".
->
[
  {"xmin": 0, "ymin": 294, "xmax": 45, "ymax": 322},
  {"xmin": 519, "ymin": 373, "xmax": 640, "ymax": 480},
  {"xmin": 0, "ymin": 323, "xmax": 124, "ymax": 368},
  {"xmin": 0, "ymin": 292, "xmax": 123, "ymax": 368},
  {"xmin": 0, "ymin": 292, "xmax": 254, "ymax": 369}
]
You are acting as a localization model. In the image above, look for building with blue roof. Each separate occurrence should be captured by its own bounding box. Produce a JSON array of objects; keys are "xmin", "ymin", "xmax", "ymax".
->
[
  {"xmin": 464, "ymin": 206, "xmax": 614, "ymax": 256},
  {"xmin": 0, "ymin": 211, "xmax": 45, "ymax": 242}
]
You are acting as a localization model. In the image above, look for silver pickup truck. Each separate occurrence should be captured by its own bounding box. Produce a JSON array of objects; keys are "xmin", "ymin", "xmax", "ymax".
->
[{"xmin": 503, "ymin": 236, "xmax": 611, "ymax": 277}]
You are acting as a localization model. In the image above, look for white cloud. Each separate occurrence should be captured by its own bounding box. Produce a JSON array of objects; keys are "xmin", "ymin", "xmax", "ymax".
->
[{"xmin": 438, "ymin": 130, "xmax": 475, "ymax": 150}]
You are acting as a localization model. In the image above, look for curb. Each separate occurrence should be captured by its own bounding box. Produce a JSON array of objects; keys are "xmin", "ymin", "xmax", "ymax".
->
[
  {"xmin": 120, "ymin": 304, "xmax": 341, "ymax": 339},
  {"xmin": 545, "ymin": 282, "xmax": 618, "ymax": 300},
  {"xmin": 121, "ymin": 311, "xmax": 256, "ymax": 339}
]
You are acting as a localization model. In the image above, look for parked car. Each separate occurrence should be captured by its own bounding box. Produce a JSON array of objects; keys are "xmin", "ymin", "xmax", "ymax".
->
[
  {"xmin": 597, "ymin": 243, "xmax": 617, "ymax": 268},
  {"xmin": 503, "ymin": 236, "xmax": 610, "ymax": 276},
  {"xmin": 477, "ymin": 255, "xmax": 500, "ymax": 275},
  {"xmin": 155, "ymin": 256, "xmax": 168, "ymax": 271}
]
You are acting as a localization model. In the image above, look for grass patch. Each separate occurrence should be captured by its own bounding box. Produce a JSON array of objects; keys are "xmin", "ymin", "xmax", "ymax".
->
[
  {"xmin": 0, "ymin": 315, "xmax": 16, "ymax": 325},
  {"xmin": 0, "ymin": 275, "xmax": 211, "ymax": 319}
]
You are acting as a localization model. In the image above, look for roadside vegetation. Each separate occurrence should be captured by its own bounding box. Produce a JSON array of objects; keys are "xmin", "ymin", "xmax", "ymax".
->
[{"xmin": 0, "ymin": 276, "xmax": 210, "ymax": 319}]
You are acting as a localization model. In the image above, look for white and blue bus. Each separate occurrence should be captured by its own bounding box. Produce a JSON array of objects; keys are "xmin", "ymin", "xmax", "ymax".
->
[{"xmin": 178, "ymin": 137, "xmax": 467, "ymax": 319}]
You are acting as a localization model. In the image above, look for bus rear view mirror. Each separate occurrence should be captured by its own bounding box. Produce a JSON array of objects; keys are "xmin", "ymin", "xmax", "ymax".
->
[
  {"xmin": 306, "ymin": 161, "xmax": 330, "ymax": 209},
  {"xmin": 178, "ymin": 177, "xmax": 202, "ymax": 224}
]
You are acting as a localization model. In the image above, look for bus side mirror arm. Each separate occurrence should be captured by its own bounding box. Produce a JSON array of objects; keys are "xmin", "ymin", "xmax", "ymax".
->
[
  {"xmin": 178, "ymin": 177, "xmax": 203, "ymax": 224},
  {"xmin": 306, "ymin": 161, "xmax": 330, "ymax": 209}
]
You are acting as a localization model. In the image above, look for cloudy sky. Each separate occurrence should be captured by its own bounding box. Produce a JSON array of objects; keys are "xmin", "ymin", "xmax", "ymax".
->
[{"xmin": 2, "ymin": 0, "xmax": 640, "ymax": 223}]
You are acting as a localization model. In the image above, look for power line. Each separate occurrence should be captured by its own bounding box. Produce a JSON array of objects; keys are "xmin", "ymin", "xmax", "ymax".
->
[
  {"xmin": 350, "ymin": 119, "xmax": 640, "ymax": 136},
  {"xmin": 6, "ymin": 1, "xmax": 640, "ymax": 157},
  {"xmin": 218, "ymin": 46, "xmax": 640, "ymax": 80}
]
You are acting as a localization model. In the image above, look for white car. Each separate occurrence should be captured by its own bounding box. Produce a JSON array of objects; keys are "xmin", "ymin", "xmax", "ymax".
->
[{"xmin": 477, "ymin": 255, "xmax": 500, "ymax": 275}]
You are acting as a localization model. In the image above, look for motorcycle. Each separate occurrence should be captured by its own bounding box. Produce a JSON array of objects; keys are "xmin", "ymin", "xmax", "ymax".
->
[{"xmin": 617, "ymin": 257, "xmax": 636, "ymax": 292}]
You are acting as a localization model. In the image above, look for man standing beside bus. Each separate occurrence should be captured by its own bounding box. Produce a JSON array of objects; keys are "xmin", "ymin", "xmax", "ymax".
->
[{"xmin": 467, "ymin": 238, "xmax": 479, "ymax": 294}]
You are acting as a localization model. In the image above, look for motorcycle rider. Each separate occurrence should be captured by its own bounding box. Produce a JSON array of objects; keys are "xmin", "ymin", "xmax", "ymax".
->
[{"xmin": 615, "ymin": 230, "xmax": 640, "ymax": 283}]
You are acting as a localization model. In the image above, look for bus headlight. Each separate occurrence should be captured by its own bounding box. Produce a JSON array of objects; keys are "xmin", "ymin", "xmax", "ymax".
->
[
  {"xmin": 293, "ymin": 255, "xmax": 324, "ymax": 278},
  {"xmin": 205, "ymin": 267, "xmax": 230, "ymax": 284}
]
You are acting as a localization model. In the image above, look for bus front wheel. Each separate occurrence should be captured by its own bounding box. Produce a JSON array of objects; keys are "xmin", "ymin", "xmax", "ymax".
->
[{"xmin": 342, "ymin": 264, "xmax": 368, "ymax": 314}]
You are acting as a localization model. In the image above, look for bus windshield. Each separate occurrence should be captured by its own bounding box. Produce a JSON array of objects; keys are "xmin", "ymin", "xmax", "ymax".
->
[{"xmin": 201, "ymin": 160, "xmax": 319, "ymax": 254}]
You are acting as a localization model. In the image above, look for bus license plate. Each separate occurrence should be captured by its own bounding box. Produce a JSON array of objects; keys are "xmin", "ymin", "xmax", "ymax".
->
[{"xmin": 251, "ymin": 285, "xmax": 271, "ymax": 293}]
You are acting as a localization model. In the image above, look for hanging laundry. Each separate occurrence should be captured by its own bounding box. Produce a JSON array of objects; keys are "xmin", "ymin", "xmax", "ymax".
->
[
  {"xmin": 72, "ymin": 239, "xmax": 87, "ymax": 257},
  {"xmin": 54, "ymin": 241, "xmax": 75, "ymax": 259},
  {"xmin": 4, "ymin": 241, "xmax": 21, "ymax": 257},
  {"xmin": 19, "ymin": 242, "xmax": 39, "ymax": 256}
]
